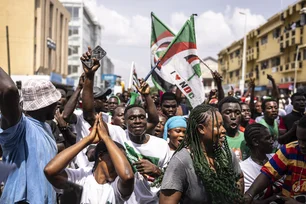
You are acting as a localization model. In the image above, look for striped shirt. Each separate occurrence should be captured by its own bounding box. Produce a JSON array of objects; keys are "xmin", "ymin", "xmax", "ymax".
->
[{"xmin": 261, "ymin": 141, "xmax": 306, "ymax": 197}]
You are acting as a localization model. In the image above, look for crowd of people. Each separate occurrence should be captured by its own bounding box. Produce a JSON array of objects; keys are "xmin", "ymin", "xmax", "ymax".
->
[{"xmin": 1, "ymin": 47, "xmax": 306, "ymax": 204}]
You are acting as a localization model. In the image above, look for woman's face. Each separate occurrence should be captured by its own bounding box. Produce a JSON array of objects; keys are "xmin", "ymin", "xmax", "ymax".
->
[
  {"xmin": 198, "ymin": 111, "xmax": 226, "ymax": 145},
  {"xmin": 168, "ymin": 127, "xmax": 186, "ymax": 150},
  {"xmin": 153, "ymin": 115, "xmax": 167, "ymax": 138}
]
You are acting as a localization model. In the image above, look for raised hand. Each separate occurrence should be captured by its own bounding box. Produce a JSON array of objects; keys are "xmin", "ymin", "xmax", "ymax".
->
[
  {"xmin": 211, "ymin": 71, "xmax": 223, "ymax": 84},
  {"xmin": 78, "ymin": 73, "xmax": 85, "ymax": 89},
  {"xmin": 87, "ymin": 115, "xmax": 100, "ymax": 144},
  {"xmin": 54, "ymin": 109, "xmax": 68, "ymax": 128},
  {"xmin": 267, "ymin": 74, "xmax": 275, "ymax": 82},
  {"xmin": 228, "ymin": 86, "xmax": 234, "ymax": 96},
  {"xmin": 135, "ymin": 79, "xmax": 150, "ymax": 96},
  {"xmin": 80, "ymin": 46, "xmax": 100, "ymax": 77},
  {"xmin": 97, "ymin": 113, "xmax": 110, "ymax": 140},
  {"xmin": 248, "ymin": 78, "xmax": 255, "ymax": 89}
]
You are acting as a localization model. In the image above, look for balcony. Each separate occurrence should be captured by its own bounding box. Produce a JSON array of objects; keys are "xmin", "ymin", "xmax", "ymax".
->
[
  {"xmin": 246, "ymin": 48, "xmax": 258, "ymax": 61},
  {"xmin": 280, "ymin": 27, "xmax": 302, "ymax": 49},
  {"xmin": 278, "ymin": 61, "xmax": 303, "ymax": 73}
]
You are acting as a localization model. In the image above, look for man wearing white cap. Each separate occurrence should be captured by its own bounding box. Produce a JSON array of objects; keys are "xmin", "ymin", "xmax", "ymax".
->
[{"xmin": 0, "ymin": 67, "xmax": 59, "ymax": 203}]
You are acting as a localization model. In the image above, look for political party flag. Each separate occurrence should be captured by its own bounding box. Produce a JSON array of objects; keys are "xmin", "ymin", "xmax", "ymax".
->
[
  {"xmin": 150, "ymin": 12, "xmax": 175, "ymax": 91},
  {"xmin": 155, "ymin": 15, "xmax": 205, "ymax": 107}
]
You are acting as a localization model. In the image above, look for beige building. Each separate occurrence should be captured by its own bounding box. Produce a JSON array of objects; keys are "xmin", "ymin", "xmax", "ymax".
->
[
  {"xmin": 200, "ymin": 57, "xmax": 218, "ymax": 96},
  {"xmin": 218, "ymin": 0, "xmax": 306, "ymax": 94},
  {"xmin": 0, "ymin": 0, "xmax": 70, "ymax": 77}
]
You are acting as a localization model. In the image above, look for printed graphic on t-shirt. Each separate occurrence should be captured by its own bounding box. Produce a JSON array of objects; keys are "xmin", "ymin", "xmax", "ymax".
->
[
  {"xmin": 292, "ymin": 179, "xmax": 306, "ymax": 195},
  {"xmin": 124, "ymin": 142, "xmax": 160, "ymax": 173}
]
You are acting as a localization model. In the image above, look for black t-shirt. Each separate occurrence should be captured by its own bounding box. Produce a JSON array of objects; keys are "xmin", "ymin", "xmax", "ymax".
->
[
  {"xmin": 46, "ymin": 120, "xmax": 65, "ymax": 144},
  {"xmin": 283, "ymin": 110, "xmax": 304, "ymax": 130}
]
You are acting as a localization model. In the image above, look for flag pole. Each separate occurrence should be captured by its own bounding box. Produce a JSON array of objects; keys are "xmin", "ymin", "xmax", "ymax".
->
[
  {"xmin": 143, "ymin": 60, "xmax": 160, "ymax": 81},
  {"xmin": 128, "ymin": 61, "xmax": 134, "ymax": 89},
  {"xmin": 199, "ymin": 58, "xmax": 213, "ymax": 72}
]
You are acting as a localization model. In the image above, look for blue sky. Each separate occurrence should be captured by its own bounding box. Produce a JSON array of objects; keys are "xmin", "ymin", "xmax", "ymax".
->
[{"xmin": 93, "ymin": 0, "xmax": 296, "ymax": 84}]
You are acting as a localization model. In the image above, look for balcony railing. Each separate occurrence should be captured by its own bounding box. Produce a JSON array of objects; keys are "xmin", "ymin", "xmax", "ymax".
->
[{"xmin": 279, "ymin": 27, "xmax": 302, "ymax": 49}]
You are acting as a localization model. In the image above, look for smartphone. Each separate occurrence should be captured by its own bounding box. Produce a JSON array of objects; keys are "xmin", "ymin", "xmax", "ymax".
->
[{"xmin": 81, "ymin": 45, "xmax": 107, "ymax": 69}]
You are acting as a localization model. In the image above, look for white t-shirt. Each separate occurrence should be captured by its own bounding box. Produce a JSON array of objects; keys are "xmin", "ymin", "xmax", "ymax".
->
[
  {"xmin": 65, "ymin": 167, "xmax": 127, "ymax": 204},
  {"xmin": 73, "ymin": 111, "xmax": 123, "ymax": 168},
  {"xmin": 240, "ymin": 154, "xmax": 273, "ymax": 192},
  {"xmin": 111, "ymin": 130, "xmax": 171, "ymax": 204}
]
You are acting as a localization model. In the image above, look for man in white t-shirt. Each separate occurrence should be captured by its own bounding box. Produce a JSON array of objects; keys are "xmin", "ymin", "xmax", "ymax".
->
[
  {"xmin": 44, "ymin": 115, "xmax": 134, "ymax": 204},
  {"xmin": 112, "ymin": 104, "xmax": 171, "ymax": 204}
]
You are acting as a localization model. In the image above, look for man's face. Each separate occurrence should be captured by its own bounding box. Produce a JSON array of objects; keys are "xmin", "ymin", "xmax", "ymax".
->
[
  {"xmin": 125, "ymin": 107, "xmax": 147, "ymax": 137},
  {"xmin": 255, "ymin": 101, "xmax": 262, "ymax": 114},
  {"xmin": 297, "ymin": 126, "xmax": 306, "ymax": 154},
  {"xmin": 292, "ymin": 96, "xmax": 306, "ymax": 112},
  {"xmin": 221, "ymin": 102, "xmax": 242, "ymax": 133},
  {"xmin": 256, "ymin": 128, "xmax": 274, "ymax": 154},
  {"xmin": 161, "ymin": 100, "xmax": 177, "ymax": 118},
  {"xmin": 46, "ymin": 102, "xmax": 58, "ymax": 120},
  {"xmin": 94, "ymin": 98, "xmax": 108, "ymax": 113},
  {"xmin": 112, "ymin": 107, "xmax": 126, "ymax": 129},
  {"xmin": 108, "ymin": 97, "xmax": 119, "ymax": 112},
  {"xmin": 57, "ymin": 97, "xmax": 67, "ymax": 111},
  {"xmin": 264, "ymin": 101, "xmax": 278, "ymax": 120},
  {"xmin": 241, "ymin": 104, "xmax": 251, "ymax": 123},
  {"xmin": 122, "ymin": 92, "xmax": 129, "ymax": 103}
]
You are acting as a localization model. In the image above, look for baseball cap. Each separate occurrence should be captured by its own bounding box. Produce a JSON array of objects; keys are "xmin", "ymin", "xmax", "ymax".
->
[
  {"xmin": 22, "ymin": 79, "xmax": 61, "ymax": 111},
  {"xmin": 93, "ymin": 87, "xmax": 112, "ymax": 100}
]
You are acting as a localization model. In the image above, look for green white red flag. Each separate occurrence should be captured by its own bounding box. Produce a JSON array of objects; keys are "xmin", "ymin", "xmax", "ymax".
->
[
  {"xmin": 150, "ymin": 12, "xmax": 175, "ymax": 91},
  {"xmin": 151, "ymin": 14, "xmax": 205, "ymax": 107}
]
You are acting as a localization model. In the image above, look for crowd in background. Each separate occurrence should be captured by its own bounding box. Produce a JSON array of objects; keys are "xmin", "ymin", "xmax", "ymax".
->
[{"xmin": 1, "ymin": 48, "xmax": 306, "ymax": 204}]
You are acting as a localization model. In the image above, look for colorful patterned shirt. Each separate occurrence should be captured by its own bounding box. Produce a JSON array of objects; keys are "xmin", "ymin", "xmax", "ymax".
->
[{"xmin": 261, "ymin": 141, "xmax": 306, "ymax": 197}]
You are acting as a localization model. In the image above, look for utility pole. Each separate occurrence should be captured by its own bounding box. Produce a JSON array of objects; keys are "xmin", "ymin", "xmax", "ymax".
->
[{"xmin": 6, "ymin": 26, "xmax": 11, "ymax": 76}]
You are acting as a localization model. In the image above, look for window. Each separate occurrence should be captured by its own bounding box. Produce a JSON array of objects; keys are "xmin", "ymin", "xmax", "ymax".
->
[
  {"xmin": 261, "ymin": 35, "xmax": 268, "ymax": 45},
  {"xmin": 261, "ymin": 60, "xmax": 269, "ymax": 70},
  {"xmin": 273, "ymin": 28, "xmax": 281, "ymax": 38},
  {"xmin": 235, "ymin": 49, "xmax": 240, "ymax": 57},
  {"xmin": 230, "ymin": 72, "xmax": 233, "ymax": 78},
  {"xmin": 303, "ymin": 49, "xmax": 306, "ymax": 60},
  {"xmin": 68, "ymin": 46, "xmax": 78, "ymax": 56},
  {"xmin": 73, "ymin": 7, "xmax": 79, "ymax": 18},
  {"xmin": 68, "ymin": 65, "xmax": 78, "ymax": 74},
  {"xmin": 230, "ymin": 53, "xmax": 233, "ymax": 59},
  {"xmin": 271, "ymin": 57, "xmax": 280, "ymax": 67},
  {"xmin": 68, "ymin": 26, "xmax": 79, "ymax": 36},
  {"xmin": 235, "ymin": 70, "xmax": 240, "ymax": 77}
]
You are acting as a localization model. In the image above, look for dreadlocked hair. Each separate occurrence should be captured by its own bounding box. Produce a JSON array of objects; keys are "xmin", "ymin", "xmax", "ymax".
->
[{"xmin": 176, "ymin": 104, "xmax": 243, "ymax": 204}]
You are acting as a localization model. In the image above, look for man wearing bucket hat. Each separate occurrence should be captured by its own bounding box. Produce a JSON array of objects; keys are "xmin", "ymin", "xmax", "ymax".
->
[{"xmin": 0, "ymin": 67, "xmax": 59, "ymax": 203}]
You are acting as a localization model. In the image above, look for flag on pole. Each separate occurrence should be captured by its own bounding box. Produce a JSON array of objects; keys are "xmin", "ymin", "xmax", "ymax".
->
[
  {"xmin": 128, "ymin": 61, "xmax": 135, "ymax": 89},
  {"xmin": 155, "ymin": 15, "xmax": 205, "ymax": 108},
  {"xmin": 150, "ymin": 12, "xmax": 175, "ymax": 91},
  {"xmin": 132, "ymin": 64, "xmax": 140, "ymax": 89}
]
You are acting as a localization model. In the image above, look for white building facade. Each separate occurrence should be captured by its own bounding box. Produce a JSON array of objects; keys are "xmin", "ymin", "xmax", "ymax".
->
[{"xmin": 59, "ymin": 0, "xmax": 104, "ymax": 87}]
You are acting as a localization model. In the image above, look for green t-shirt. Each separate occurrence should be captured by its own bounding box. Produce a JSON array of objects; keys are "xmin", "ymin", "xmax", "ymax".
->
[
  {"xmin": 226, "ymin": 131, "xmax": 249, "ymax": 161},
  {"xmin": 258, "ymin": 118, "xmax": 279, "ymax": 152}
]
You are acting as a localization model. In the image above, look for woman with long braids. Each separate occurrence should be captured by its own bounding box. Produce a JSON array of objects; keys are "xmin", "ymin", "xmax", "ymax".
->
[{"xmin": 159, "ymin": 104, "xmax": 243, "ymax": 204}]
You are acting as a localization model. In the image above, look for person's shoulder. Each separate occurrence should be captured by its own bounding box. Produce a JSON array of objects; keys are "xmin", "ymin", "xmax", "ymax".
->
[
  {"xmin": 240, "ymin": 157, "xmax": 252, "ymax": 167},
  {"xmin": 148, "ymin": 134, "xmax": 168, "ymax": 145},
  {"xmin": 171, "ymin": 148, "xmax": 192, "ymax": 165},
  {"xmin": 285, "ymin": 141, "xmax": 299, "ymax": 149}
]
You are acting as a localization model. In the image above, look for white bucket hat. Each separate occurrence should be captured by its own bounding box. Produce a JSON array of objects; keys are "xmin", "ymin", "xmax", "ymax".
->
[{"xmin": 22, "ymin": 79, "xmax": 61, "ymax": 111}]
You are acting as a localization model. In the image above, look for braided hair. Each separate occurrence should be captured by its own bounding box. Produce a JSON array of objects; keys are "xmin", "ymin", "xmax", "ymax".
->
[
  {"xmin": 244, "ymin": 123, "xmax": 269, "ymax": 148},
  {"xmin": 176, "ymin": 104, "xmax": 243, "ymax": 204}
]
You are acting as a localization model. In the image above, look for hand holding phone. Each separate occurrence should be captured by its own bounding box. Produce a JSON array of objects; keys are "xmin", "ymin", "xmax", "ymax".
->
[{"xmin": 81, "ymin": 46, "xmax": 107, "ymax": 69}]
